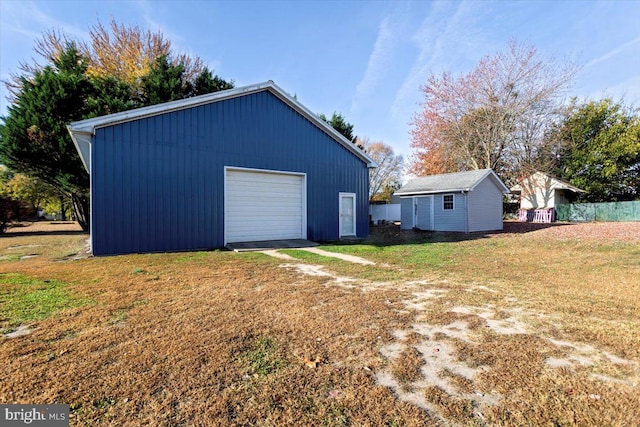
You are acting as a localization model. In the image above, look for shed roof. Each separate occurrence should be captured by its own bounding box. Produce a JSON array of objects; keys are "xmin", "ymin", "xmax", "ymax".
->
[
  {"xmin": 395, "ymin": 169, "xmax": 509, "ymax": 196},
  {"xmin": 67, "ymin": 81, "xmax": 376, "ymax": 172}
]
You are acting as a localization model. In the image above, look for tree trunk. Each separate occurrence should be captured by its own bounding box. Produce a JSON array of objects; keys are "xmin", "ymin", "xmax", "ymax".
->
[
  {"xmin": 71, "ymin": 192, "xmax": 90, "ymax": 231},
  {"xmin": 60, "ymin": 195, "xmax": 67, "ymax": 221}
]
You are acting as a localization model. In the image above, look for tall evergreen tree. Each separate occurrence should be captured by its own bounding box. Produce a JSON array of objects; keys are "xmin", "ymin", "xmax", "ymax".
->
[
  {"xmin": 2, "ymin": 24, "xmax": 235, "ymax": 232},
  {"xmin": 0, "ymin": 44, "xmax": 93, "ymax": 229},
  {"xmin": 192, "ymin": 67, "xmax": 234, "ymax": 96},
  {"xmin": 319, "ymin": 112, "xmax": 356, "ymax": 143},
  {"xmin": 141, "ymin": 57, "xmax": 234, "ymax": 105},
  {"xmin": 141, "ymin": 55, "xmax": 188, "ymax": 105}
]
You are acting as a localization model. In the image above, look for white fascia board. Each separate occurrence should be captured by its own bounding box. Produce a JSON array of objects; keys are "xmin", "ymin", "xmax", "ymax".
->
[
  {"xmin": 67, "ymin": 125, "xmax": 92, "ymax": 173},
  {"xmin": 395, "ymin": 189, "xmax": 468, "ymax": 196},
  {"xmin": 468, "ymin": 169, "xmax": 510, "ymax": 194},
  {"xmin": 550, "ymin": 178, "xmax": 586, "ymax": 193},
  {"xmin": 67, "ymin": 80, "xmax": 378, "ymax": 169}
]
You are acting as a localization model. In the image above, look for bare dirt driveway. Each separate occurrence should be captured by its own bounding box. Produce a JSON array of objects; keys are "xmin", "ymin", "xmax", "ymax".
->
[{"xmin": 1, "ymin": 221, "xmax": 638, "ymax": 426}]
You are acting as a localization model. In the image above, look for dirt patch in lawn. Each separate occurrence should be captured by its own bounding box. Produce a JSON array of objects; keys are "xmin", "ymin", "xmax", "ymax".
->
[
  {"xmin": 0, "ymin": 245, "xmax": 433, "ymax": 425},
  {"xmin": 376, "ymin": 286, "xmax": 640, "ymax": 426},
  {"xmin": 1, "ymin": 222, "xmax": 638, "ymax": 426}
]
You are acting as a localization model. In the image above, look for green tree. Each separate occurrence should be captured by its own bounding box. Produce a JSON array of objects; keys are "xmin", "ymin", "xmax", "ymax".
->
[
  {"xmin": 554, "ymin": 99, "xmax": 640, "ymax": 201},
  {"xmin": 1, "ymin": 173, "xmax": 59, "ymax": 217},
  {"xmin": 319, "ymin": 112, "xmax": 356, "ymax": 142},
  {"xmin": 0, "ymin": 45, "xmax": 93, "ymax": 229},
  {"xmin": 192, "ymin": 67, "xmax": 234, "ymax": 96},
  {"xmin": 88, "ymin": 75, "xmax": 138, "ymax": 116},
  {"xmin": 141, "ymin": 56, "xmax": 234, "ymax": 105},
  {"xmin": 141, "ymin": 55, "xmax": 188, "ymax": 105}
]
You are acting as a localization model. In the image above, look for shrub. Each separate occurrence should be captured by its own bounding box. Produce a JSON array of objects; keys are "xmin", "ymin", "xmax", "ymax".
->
[{"xmin": 0, "ymin": 197, "xmax": 28, "ymax": 233}]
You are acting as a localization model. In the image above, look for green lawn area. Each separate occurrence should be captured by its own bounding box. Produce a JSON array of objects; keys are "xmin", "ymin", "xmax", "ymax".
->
[
  {"xmin": 0, "ymin": 222, "xmax": 638, "ymax": 426},
  {"xmin": 0, "ymin": 273, "xmax": 89, "ymax": 334}
]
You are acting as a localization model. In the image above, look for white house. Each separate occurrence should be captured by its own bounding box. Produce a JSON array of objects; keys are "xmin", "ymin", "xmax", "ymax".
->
[{"xmin": 511, "ymin": 172, "xmax": 585, "ymax": 209}]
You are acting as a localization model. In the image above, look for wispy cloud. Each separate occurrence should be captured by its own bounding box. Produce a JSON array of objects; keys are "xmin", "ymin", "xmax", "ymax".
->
[
  {"xmin": 0, "ymin": 0, "xmax": 86, "ymax": 41},
  {"xmin": 350, "ymin": 14, "xmax": 401, "ymax": 114},
  {"xmin": 136, "ymin": 0, "xmax": 186, "ymax": 48},
  {"xmin": 586, "ymin": 75, "xmax": 640, "ymax": 106},
  {"xmin": 390, "ymin": 0, "xmax": 483, "ymax": 123},
  {"xmin": 135, "ymin": 0, "xmax": 222, "ymax": 70},
  {"xmin": 585, "ymin": 36, "xmax": 640, "ymax": 68}
]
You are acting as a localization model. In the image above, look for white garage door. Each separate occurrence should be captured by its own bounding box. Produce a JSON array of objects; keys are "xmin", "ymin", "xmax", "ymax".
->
[{"xmin": 225, "ymin": 169, "xmax": 305, "ymax": 243}]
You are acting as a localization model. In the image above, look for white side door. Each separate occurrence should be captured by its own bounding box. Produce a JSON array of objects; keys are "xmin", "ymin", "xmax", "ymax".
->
[{"xmin": 339, "ymin": 193, "xmax": 356, "ymax": 237}]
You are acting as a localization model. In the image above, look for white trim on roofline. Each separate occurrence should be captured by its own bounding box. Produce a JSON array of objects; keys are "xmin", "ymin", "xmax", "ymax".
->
[
  {"xmin": 67, "ymin": 81, "xmax": 377, "ymax": 173},
  {"xmin": 510, "ymin": 171, "xmax": 585, "ymax": 194},
  {"xmin": 468, "ymin": 169, "xmax": 510, "ymax": 193},
  {"xmin": 396, "ymin": 189, "xmax": 469, "ymax": 196}
]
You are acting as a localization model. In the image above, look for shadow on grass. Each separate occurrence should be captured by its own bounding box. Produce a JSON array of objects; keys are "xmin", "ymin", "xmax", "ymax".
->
[
  {"xmin": 2, "ymin": 221, "xmax": 87, "ymax": 238},
  {"xmin": 2, "ymin": 230, "xmax": 88, "ymax": 238},
  {"xmin": 325, "ymin": 221, "xmax": 576, "ymax": 248}
]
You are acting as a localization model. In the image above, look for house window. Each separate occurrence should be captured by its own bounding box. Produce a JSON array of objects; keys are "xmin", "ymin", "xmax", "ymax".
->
[{"xmin": 443, "ymin": 194, "xmax": 454, "ymax": 210}]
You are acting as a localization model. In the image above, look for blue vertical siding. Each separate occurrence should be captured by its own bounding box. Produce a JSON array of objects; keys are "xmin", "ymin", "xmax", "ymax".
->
[{"xmin": 91, "ymin": 91, "xmax": 369, "ymax": 255}]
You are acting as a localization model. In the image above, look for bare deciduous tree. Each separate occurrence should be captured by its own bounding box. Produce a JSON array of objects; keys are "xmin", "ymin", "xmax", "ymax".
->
[
  {"xmin": 358, "ymin": 137, "xmax": 403, "ymax": 202},
  {"xmin": 410, "ymin": 40, "xmax": 579, "ymax": 184}
]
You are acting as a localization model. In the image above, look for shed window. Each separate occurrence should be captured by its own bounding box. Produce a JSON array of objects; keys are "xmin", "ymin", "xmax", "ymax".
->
[{"xmin": 443, "ymin": 194, "xmax": 455, "ymax": 210}]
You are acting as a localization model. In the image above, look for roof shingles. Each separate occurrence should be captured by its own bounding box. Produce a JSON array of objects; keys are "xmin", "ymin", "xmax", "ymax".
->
[{"xmin": 396, "ymin": 169, "xmax": 507, "ymax": 195}]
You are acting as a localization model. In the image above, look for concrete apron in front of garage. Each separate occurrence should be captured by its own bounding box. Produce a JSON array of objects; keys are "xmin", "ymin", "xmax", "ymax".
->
[{"xmin": 226, "ymin": 239, "xmax": 319, "ymax": 252}]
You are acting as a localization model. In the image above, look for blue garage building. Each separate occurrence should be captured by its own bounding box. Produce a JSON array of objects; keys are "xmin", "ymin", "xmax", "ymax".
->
[{"xmin": 68, "ymin": 81, "xmax": 376, "ymax": 256}]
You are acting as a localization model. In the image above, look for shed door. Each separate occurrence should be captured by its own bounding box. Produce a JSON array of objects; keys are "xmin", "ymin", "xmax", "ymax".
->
[
  {"xmin": 225, "ymin": 169, "xmax": 305, "ymax": 243},
  {"xmin": 415, "ymin": 196, "xmax": 434, "ymax": 231}
]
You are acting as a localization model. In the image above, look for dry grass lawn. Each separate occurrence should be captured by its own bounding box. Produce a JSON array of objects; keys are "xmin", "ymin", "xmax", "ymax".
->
[{"xmin": 1, "ymin": 221, "xmax": 638, "ymax": 426}]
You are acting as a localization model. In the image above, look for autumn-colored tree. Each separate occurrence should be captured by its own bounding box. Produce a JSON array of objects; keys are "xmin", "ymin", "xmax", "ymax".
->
[
  {"xmin": 410, "ymin": 41, "xmax": 578, "ymax": 184},
  {"xmin": 358, "ymin": 137, "xmax": 403, "ymax": 202},
  {"xmin": 4, "ymin": 18, "xmax": 229, "ymax": 100},
  {"xmin": 0, "ymin": 172, "xmax": 59, "ymax": 216}
]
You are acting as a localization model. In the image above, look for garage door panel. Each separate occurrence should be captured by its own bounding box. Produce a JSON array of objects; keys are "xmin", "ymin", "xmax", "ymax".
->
[
  {"xmin": 227, "ymin": 218, "xmax": 302, "ymax": 226},
  {"xmin": 227, "ymin": 200, "xmax": 300, "ymax": 208},
  {"xmin": 226, "ymin": 169, "xmax": 305, "ymax": 243},
  {"xmin": 226, "ymin": 200, "xmax": 303, "ymax": 210}
]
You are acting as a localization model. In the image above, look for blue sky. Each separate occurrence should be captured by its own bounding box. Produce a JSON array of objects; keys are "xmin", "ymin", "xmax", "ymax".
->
[{"xmin": 1, "ymin": 0, "xmax": 639, "ymax": 164}]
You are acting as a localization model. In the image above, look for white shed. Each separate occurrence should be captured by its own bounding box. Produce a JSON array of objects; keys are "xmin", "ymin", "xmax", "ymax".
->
[{"xmin": 395, "ymin": 169, "xmax": 509, "ymax": 233}]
